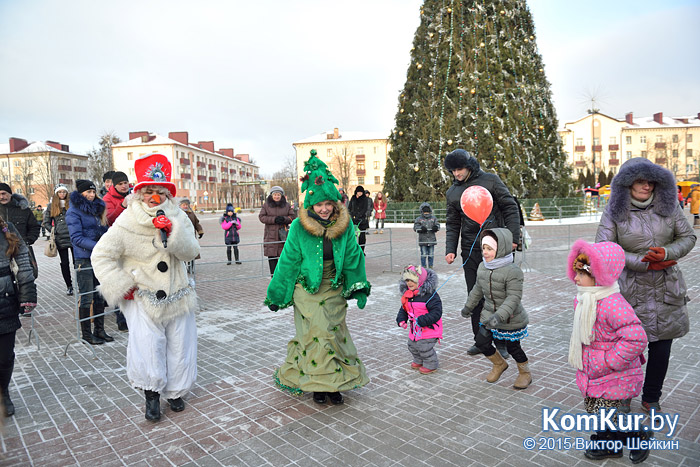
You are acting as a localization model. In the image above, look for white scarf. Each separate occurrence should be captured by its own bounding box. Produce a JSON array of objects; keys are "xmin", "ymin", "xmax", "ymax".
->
[{"xmin": 568, "ymin": 283, "xmax": 620, "ymax": 370}]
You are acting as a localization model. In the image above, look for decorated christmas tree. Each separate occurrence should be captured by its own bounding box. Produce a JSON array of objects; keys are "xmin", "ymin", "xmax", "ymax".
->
[{"xmin": 384, "ymin": 0, "xmax": 573, "ymax": 201}]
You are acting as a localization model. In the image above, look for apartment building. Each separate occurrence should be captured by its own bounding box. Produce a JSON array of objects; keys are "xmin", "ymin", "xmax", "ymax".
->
[
  {"xmin": 0, "ymin": 137, "xmax": 89, "ymax": 206},
  {"xmin": 559, "ymin": 111, "xmax": 700, "ymax": 181},
  {"xmin": 293, "ymin": 128, "xmax": 390, "ymax": 197},
  {"xmin": 112, "ymin": 131, "xmax": 263, "ymax": 209}
]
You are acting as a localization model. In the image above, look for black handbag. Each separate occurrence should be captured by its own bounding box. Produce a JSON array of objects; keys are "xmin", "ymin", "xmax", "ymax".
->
[{"xmin": 278, "ymin": 226, "xmax": 288, "ymax": 242}]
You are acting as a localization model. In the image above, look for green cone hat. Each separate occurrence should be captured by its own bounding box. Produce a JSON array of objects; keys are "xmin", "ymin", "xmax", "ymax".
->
[{"xmin": 300, "ymin": 149, "xmax": 341, "ymax": 208}]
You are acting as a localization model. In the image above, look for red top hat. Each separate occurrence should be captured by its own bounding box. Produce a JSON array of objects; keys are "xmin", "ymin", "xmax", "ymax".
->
[{"xmin": 133, "ymin": 153, "xmax": 176, "ymax": 196}]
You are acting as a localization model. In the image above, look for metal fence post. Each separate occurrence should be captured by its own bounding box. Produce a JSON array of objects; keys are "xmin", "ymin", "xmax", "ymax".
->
[{"xmin": 389, "ymin": 228, "xmax": 394, "ymax": 273}]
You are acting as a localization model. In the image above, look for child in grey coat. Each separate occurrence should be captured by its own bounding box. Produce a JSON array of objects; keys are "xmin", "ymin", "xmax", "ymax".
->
[{"xmin": 413, "ymin": 203, "xmax": 440, "ymax": 268}]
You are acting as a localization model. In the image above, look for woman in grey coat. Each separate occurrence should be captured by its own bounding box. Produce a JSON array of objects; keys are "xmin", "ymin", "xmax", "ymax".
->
[{"xmin": 596, "ymin": 157, "xmax": 696, "ymax": 413}]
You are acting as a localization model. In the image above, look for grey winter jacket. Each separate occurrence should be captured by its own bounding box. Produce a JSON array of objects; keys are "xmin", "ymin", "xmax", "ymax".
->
[
  {"xmin": 464, "ymin": 228, "xmax": 528, "ymax": 330},
  {"xmin": 595, "ymin": 158, "xmax": 696, "ymax": 341},
  {"xmin": 0, "ymin": 222, "xmax": 37, "ymax": 335},
  {"xmin": 413, "ymin": 203, "xmax": 440, "ymax": 246}
]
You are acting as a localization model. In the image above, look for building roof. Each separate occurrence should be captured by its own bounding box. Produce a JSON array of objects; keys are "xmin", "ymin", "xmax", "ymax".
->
[
  {"xmin": 293, "ymin": 130, "xmax": 389, "ymax": 145},
  {"xmin": 625, "ymin": 115, "xmax": 700, "ymax": 129},
  {"xmin": 0, "ymin": 141, "xmax": 85, "ymax": 157},
  {"xmin": 114, "ymin": 133, "xmax": 258, "ymax": 168}
]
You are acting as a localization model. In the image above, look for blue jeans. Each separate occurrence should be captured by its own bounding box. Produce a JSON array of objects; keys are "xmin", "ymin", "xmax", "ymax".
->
[{"xmin": 419, "ymin": 245, "xmax": 434, "ymax": 268}]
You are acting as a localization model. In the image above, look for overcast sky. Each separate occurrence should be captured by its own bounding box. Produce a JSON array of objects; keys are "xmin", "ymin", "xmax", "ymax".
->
[{"xmin": 1, "ymin": 0, "xmax": 698, "ymax": 177}]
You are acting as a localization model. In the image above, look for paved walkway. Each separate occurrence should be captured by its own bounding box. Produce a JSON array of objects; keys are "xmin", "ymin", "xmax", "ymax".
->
[{"xmin": 1, "ymin": 211, "xmax": 698, "ymax": 466}]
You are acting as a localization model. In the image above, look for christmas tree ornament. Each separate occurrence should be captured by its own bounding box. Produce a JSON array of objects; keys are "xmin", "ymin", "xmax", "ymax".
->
[
  {"xmin": 428, "ymin": 81, "xmax": 433, "ymax": 87},
  {"xmin": 447, "ymin": 7, "xmax": 452, "ymax": 13},
  {"xmin": 414, "ymin": 165, "xmax": 420, "ymax": 172},
  {"xmin": 417, "ymin": 63, "xmax": 423, "ymax": 69},
  {"xmin": 470, "ymin": 88, "xmax": 476, "ymax": 94},
  {"xmin": 398, "ymin": 131, "xmax": 403, "ymax": 136},
  {"xmin": 447, "ymin": 139, "xmax": 453, "ymax": 145},
  {"xmin": 400, "ymin": 108, "xmax": 404, "ymax": 113}
]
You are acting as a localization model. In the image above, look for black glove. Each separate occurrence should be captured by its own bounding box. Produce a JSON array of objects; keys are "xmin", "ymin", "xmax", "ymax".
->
[
  {"xmin": 198, "ymin": 232, "xmax": 204, "ymax": 239},
  {"xmin": 419, "ymin": 226, "xmax": 428, "ymax": 233},
  {"xmin": 268, "ymin": 304, "xmax": 279, "ymax": 311},
  {"xmin": 431, "ymin": 225, "xmax": 439, "ymax": 232},
  {"xmin": 274, "ymin": 216, "xmax": 285, "ymax": 225}
]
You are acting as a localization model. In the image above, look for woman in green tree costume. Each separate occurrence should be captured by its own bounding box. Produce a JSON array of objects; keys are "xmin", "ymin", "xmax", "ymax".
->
[{"xmin": 265, "ymin": 150, "xmax": 371, "ymax": 405}]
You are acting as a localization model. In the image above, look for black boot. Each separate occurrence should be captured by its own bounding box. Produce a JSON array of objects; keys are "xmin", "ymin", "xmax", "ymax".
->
[
  {"xmin": 226, "ymin": 248, "xmax": 232, "ymax": 265},
  {"xmin": 145, "ymin": 390, "xmax": 161, "ymax": 421},
  {"xmin": 92, "ymin": 313, "xmax": 114, "ymax": 342},
  {"xmin": 80, "ymin": 308, "xmax": 104, "ymax": 345},
  {"xmin": 167, "ymin": 397, "xmax": 185, "ymax": 412},
  {"xmin": 328, "ymin": 392, "xmax": 344, "ymax": 405},
  {"xmin": 313, "ymin": 392, "xmax": 327, "ymax": 404},
  {"xmin": 494, "ymin": 339, "xmax": 510, "ymax": 360},
  {"xmin": 584, "ymin": 430, "xmax": 623, "ymax": 460},
  {"xmin": 234, "ymin": 247, "xmax": 241, "ymax": 264},
  {"xmin": 0, "ymin": 361, "xmax": 15, "ymax": 417},
  {"xmin": 628, "ymin": 429, "xmax": 652, "ymax": 464}
]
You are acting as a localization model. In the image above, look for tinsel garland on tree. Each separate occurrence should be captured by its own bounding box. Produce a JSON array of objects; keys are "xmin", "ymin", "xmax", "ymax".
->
[{"xmin": 384, "ymin": 0, "xmax": 573, "ymax": 201}]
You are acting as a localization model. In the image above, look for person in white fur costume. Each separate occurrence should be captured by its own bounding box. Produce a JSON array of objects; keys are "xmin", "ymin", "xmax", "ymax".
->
[{"xmin": 92, "ymin": 153, "xmax": 200, "ymax": 422}]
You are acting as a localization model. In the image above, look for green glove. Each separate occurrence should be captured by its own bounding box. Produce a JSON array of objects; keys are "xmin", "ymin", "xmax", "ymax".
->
[{"xmin": 353, "ymin": 292, "xmax": 367, "ymax": 309}]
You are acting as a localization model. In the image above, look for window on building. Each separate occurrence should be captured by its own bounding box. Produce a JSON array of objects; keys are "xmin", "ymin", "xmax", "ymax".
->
[
  {"xmin": 593, "ymin": 137, "xmax": 600, "ymax": 146},
  {"xmin": 356, "ymin": 147, "xmax": 364, "ymax": 155},
  {"xmin": 374, "ymin": 176, "xmax": 381, "ymax": 184},
  {"xmin": 373, "ymin": 146, "xmax": 377, "ymax": 154},
  {"xmin": 27, "ymin": 160, "xmax": 32, "ymax": 167},
  {"xmin": 29, "ymin": 187, "xmax": 35, "ymax": 194},
  {"xmin": 1, "ymin": 176, "xmax": 6, "ymax": 182},
  {"xmin": 127, "ymin": 152, "xmax": 133, "ymax": 160},
  {"xmin": 626, "ymin": 136, "xmax": 632, "ymax": 144},
  {"xmin": 672, "ymin": 134, "xmax": 679, "ymax": 143},
  {"xmin": 575, "ymin": 138, "xmax": 583, "ymax": 146},
  {"xmin": 672, "ymin": 149, "xmax": 678, "ymax": 158},
  {"xmin": 655, "ymin": 135, "xmax": 663, "ymax": 143},
  {"xmin": 327, "ymin": 148, "xmax": 332, "ymax": 158},
  {"xmin": 610, "ymin": 152, "xmax": 616, "ymax": 157},
  {"xmin": 1, "ymin": 161, "xmax": 6, "ymax": 168},
  {"xmin": 357, "ymin": 161, "xmax": 365, "ymax": 171},
  {"xmin": 16, "ymin": 188, "xmax": 21, "ymax": 194},
  {"xmin": 626, "ymin": 151, "xmax": 632, "ymax": 159},
  {"xmin": 687, "ymin": 164, "xmax": 694, "ymax": 174},
  {"xmin": 687, "ymin": 149, "xmax": 693, "ymax": 158},
  {"xmin": 640, "ymin": 136, "xmax": 647, "ymax": 143},
  {"xmin": 129, "ymin": 168, "xmax": 135, "ymax": 176},
  {"xmin": 14, "ymin": 175, "xmax": 20, "ymax": 181},
  {"xmin": 609, "ymin": 136, "xmax": 617, "ymax": 144},
  {"xmin": 641, "ymin": 151, "xmax": 647, "ymax": 158},
  {"xmin": 373, "ymin": 161, "xmax": 380, "ymax": 169},
  {"xmin": 688, "ymin": 134, "xmax": 694, "ymax": 142},
  {"xmin": 14, "ymin": 160, "xmax": 20, "ymax": 167},
  {"xmin": 357, "ymin": 176, "xmax": 364, "ymax": 185}
]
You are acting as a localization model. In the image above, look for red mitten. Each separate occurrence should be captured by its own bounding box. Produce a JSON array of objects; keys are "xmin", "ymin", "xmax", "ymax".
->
[
  {"xmin": 642, "ymin": 247, "xmax": 666, "ymax": 263},
  {"xmin": 152, "ymin": 215, "xmax": 172, "ymax": 235},
  {"xmin": 399, "ymin": 321, "xmax": 408, "ymax": 329},
  {"xmin": 123, "ymin": 287, "xmax": 138, "ymax": 300},
  {"xmin": 647, "ymin": 260, "xmax": 677, "ymax": 271}
]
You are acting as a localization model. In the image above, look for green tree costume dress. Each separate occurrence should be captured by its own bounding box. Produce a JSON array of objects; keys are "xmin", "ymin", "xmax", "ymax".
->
[{"xmin": 266, "ymin": 206, "xmax": 371, "ymax": 394}]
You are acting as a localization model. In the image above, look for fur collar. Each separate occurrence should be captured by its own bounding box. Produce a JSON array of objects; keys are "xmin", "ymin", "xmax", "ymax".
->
[
  {"xmin": 608, "ymin": 157, "xmax": 678, "ymax": 222},
  {"xmin": 7, "ymin": 193, "xmax": 30, "ymax": 210},
  {"xmin": 69, "ymin": 190, "xmax": 105, "ymax": 216},
  {"xmin": 298, "ymin": 203, "xmax": 350, "ymax": 239},
  {"xmin": 399, "ymin": 268, "xmax": 439, "ymax": 295}
]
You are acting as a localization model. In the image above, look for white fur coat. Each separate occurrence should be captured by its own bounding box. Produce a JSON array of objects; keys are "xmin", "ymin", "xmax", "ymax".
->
[{"xmin": 92, "ymin": 198, "xmax": 200, "ymax": 324}]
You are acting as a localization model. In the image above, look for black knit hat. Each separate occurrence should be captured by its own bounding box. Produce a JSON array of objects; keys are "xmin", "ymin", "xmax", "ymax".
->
[
  {"xmin": 111, "ymin": 171, "xmax": 128, "ymax": 185},
  {"xmin": 76, "ymin": 179, "xmax": 96, "ymax": 193},
  {"xmin": 0, "ymin": 183, "xmax": 11, "ymax": 194},
  {"xmin": 354, "ymin": 185, "xmax": 365, "ymax": 195},
  {"xmin": 102, "ymin": 171, "xmax": 115, "ymax": 182}
]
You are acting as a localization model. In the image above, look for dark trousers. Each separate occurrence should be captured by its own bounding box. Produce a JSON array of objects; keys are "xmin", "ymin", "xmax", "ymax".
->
[
  {"xmin": 642, "ymin": 339, "xmax": 673, "ymax": 403},
  {"xmin": 58, "ymin": 247, "xmax": 73, "ymax": 289},
  {"xmin": 226, "ymin": 245, "xmax": 240, "ymax": 262},
  {"xmin": 462, "ymin": 248, "xmax": 484, "ymax": 337},
  {"xmin": 0, "ymin": 331, "xmax": 16, "ymax": 394},
  {"xmin": 375, "ymin": 218, "xmax": 384, "ymax": 229},
  {"xmin": 475, "ymin": 327, "xmax": 528, "ymax": 363},
  {"xmin": 75, "ymin": 258, "xmax": 104, "ymax": 310},
  {"xmin": 268, "ymin": 257, "xmax": 279, "ymax": 275}
]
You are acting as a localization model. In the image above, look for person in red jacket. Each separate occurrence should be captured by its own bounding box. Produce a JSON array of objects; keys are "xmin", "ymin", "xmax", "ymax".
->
[
  {"xmin": 102, "ymin": 171, "xmax": 130, "ymax": 331},
  {"xmin": 103, "ymin": 171, "xmax": 130, "ymax": 226}
]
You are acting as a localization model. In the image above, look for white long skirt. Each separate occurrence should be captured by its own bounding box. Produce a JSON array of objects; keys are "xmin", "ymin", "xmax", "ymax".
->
[{"xmin": 121, "ymin": 300, "xmax": 198, "ymax": 400}]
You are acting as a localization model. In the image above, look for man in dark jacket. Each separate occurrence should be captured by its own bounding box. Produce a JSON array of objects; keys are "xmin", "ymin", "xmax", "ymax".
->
[
  {"xmin": 348, "ymin": 185, "xmax": 372, "ymax": 253},
  {"xmin": 443, "ymin": 149, "xmax": 520, "ymax": 356},
  {"xmin": 0, "ymin": 183, "xmax": 41, "ymax": 279},
  {"xmin": 99, "ymin": 170, "xmax": 115, "ymax": 198}
]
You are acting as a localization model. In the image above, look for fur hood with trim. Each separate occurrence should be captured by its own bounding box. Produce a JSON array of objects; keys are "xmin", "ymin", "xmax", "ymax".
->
[
  {"xmin": 399, "ymin": 268, "xmax": 438, "ymax": 296},
  {"xmin": 608, "ymin": 157, "xmax": 678, "ymax": 222},
  {"xmin": 298, "ymin": 202, "xmax": 350, "ymax": 240}
]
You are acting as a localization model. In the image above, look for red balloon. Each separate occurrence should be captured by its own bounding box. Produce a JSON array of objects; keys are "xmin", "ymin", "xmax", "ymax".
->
[{"xmin": 460, "ymin": 186, "xmax": 493, "ymax": 225}]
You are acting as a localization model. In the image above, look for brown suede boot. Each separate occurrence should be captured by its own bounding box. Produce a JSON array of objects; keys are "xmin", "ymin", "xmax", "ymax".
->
[
  {"xmin": 485, "ymin": 352, "xmax": 509, "ymax": 383},
  {"xmin": 513, "ymin": 361, "xmax": 532, "ymax": 389}
]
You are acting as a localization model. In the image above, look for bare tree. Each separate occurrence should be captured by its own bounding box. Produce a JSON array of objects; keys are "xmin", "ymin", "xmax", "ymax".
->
[
  {"xmin": 329, "ymin": 145, "xmax": 355, "ymax": 192},
  {"xmin": 16, "ymin": 159, "xmax": 35, "ymax": 203},
  {"xmin": 33, "ymin": 153, "xmax": 60, "ymax": 205},
  {"xmin": 87, "ymin": 131, "xmax": 121, "ymax": 183},
  {"xmin": 269, "ymin": 155, "xmax": 300, "ymax": 203}
]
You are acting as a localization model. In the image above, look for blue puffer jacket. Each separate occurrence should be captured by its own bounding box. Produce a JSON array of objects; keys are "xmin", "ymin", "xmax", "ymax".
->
[{"xmin": 66, "ymin": 191, "xmax": 108, "ymax": 260}]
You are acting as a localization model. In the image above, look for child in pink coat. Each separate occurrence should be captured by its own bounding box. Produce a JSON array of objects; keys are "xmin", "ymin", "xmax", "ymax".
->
[{"xmin": 567, "ymin": 239, "xmax": 650, "ymax": 464}]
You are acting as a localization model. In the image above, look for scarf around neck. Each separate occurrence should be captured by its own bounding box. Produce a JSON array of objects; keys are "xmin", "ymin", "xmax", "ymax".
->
[
  {"xmin": 568, "ymin": 283, "xmax": 620, "ymax": 370},
  {"xmin": 630, "ymin": 192, "xmax": 654, "ymax": 209},
  {"xmin": 484, "ymin": 252, "xmax": 514, "ymax": 270},
  {"xmin": 307, "ymin": 209, "xmax": 334, "ymax": 228}
]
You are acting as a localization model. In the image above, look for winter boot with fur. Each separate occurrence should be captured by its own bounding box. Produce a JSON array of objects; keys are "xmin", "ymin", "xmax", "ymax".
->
[
  {"xmin": 79, "ymin": 308, "xmax": 104, "ymax": 345},
  {"xmin": 513, "ymin": 361, "xmax": 532, "ymax": 389},
  {"xmin": 145, "ymin": 390, "xmax": 161, "ymax": 421},
  {"xmin": 485, "ymin": 352, "xmax": 509, "ymax": 383}
]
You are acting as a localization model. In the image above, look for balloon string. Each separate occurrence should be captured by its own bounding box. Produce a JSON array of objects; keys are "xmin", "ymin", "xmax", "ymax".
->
[{"xmin": 425, "ymin": 220, "xmax": 491, "ymax": 306}]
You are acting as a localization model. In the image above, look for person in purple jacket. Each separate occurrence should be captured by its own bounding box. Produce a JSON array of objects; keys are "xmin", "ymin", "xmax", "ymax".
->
[
  {"xmin": 220, "ymin": 204, "xmax": 241, "ymax": 265},
  {"xmin": 396, "ymin": 265, "xmax": 443, "ymax": 374},
  {"xmin": 567, "ymin": 239, "xmax": 650, "ymax": 464}
]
